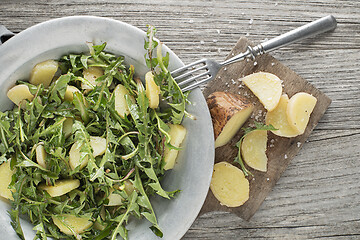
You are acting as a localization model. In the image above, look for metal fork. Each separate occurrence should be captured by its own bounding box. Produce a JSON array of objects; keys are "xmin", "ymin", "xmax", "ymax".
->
[{"xmin": 172, "ymin": 15, "xmax": 337, "ymax": 92}]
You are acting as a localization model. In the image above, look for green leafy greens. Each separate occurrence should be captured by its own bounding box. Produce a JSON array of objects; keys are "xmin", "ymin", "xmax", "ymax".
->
[{"xmin": 0, "ymin": 26, "xmax": 188, "ymax": 240}]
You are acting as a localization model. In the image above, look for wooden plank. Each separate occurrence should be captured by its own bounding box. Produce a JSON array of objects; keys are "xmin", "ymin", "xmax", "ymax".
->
[
  {"xmin": 200, "ymin": 37, "xmax": 331, "ymax": 220},
  {"xmin": 1, "ymin": 0, "xmax": 360, "ymax": 239}
]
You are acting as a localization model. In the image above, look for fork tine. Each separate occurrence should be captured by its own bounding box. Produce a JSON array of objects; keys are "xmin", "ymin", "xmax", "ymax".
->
[
  {"xmin": 181, "ymin": 76, "xmax": 213, "ymax": 92},
  {"xmin": 173, "ymin": 65, "xmax": 207, "ymax": 82},
  {"xmin": 170, "ymin": 59, "xmax": 206, "ymax": 76},
  {"xmin": 177, "ymin": 71, "xmax": 210, "ymax": 86}
]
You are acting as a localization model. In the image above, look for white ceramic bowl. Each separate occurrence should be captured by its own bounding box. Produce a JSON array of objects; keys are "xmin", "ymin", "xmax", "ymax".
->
[{"xmin": 0, "ymin": 16, "xmax": 214, "ymax": 239}]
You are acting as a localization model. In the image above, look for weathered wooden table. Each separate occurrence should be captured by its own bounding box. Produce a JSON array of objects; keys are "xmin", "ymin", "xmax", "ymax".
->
[{"xmin": 1, "ymin": 0, "xmax": 359, "ymax": 239}]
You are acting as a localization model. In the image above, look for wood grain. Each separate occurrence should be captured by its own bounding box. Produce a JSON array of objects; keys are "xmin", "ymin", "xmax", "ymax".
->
[
  {"xmin": 200, "ymin": 37, "xmax": 331, "ymax": 220},
  {"xmin": 0, "ymin": 0, "xmax": 359, "ymax": 239}
]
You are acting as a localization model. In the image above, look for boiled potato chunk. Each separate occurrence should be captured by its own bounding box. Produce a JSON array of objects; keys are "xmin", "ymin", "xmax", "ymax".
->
[
  {"xmin": 265, "ymin": 94, "xmax": 300, "ymax": 137},
  {"xmin": 163, "ymin": 124, "xmax": 187, "ymax": 170},
  {"xmin": 0, "ymin": 161, "xmax": 15, "ymax": 200},
  {"xmin": 64, "ymin": 85, "xmax": 81, "ymax": 102},
  {"xmin": 52, "ymin": 214, "xmax": 92, "ymax": 235},
  {"xmin": 7, "ymin": 84, "xmax": 34, "ymax": 107},
  {"xmin": 63, "ymin": 118, "xmax": 74, "ymax": 138},
  {"xmin": 30, "ymin": 60, "xmax": 58, "ymax": 88},
  {"xmin": 36, "ymin": 143, "xmax": 47, "ymax": 169},
  {"xmin": 82, "ymin": 66, "xmax": 104, "ymax": 90},
  {"xmin": 123, "ymin": 180, "xmax": 135, "ymax": 195},
  {"xmin": 210, "ymin": 162, "xmax": 249, "ymax": 207},
  {"xmin": 89, "ymin": 136, "xmax": 107, "ymax": 157},
  {"xmin": 241, "ymin": 130, "xmax": 268, "ymax": 172},
  {"xmin": 207, "ymin": 92, "xmax": 254, "ymax": 148},
  {"xmin": 69, "ymin": 137, "xmax": 106, "ymax": 170},
  {"xmin": 287, "ymin": 92, "xmax": 317, "ymax": 134},
  {"xmin": 69, "ymin": 141, "xmax": 89, "ymax": 170},
  {"xmin": 39, "ymin": 179, "xmax": 80, "ymax": 197},
  {"xmin": 145, "ymin": 71, "xmax": 160, "ymax": 109},
  {"xmin": 114, "ymin": 84, "xmax": 135, "ymax": 118},
  {"xmin": 105, "ymin": 181, "xmax": 134, "ymax": 206},
  {"xmin": 242, "ymin": 72, "xmax": 282, "ymax": 111},
  {"xmin": 106, "ymin": 192, "xmax": 123, "ymax": 206}
]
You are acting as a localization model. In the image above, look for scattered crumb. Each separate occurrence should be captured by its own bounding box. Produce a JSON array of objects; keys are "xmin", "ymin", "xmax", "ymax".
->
[
  {"xmin": 297, "ymin": 142, "xmax": 301, "ymax": 147},
  {"xmin": 216, "ymin": 29, "xmax": 221, "ymax": 34},
  {"xmin": 189, "ymin": 19, "xmax": 194, "ymax": 23},
  {"xmin": 254, "ymin": 61, "xmax": 258, "ymax": 66},
  {"xmin": 213, "ymin": 39, "xmax": 218, "ymax": 43},
  {"xmin": 275, "ymin": 2, "xmax": 278, "ymax": 6},
  {"xmin": 267, "ymin": 178, "xmax": 270, "ymax": 181},
  {"xmin": 284, "ymin": 154, "xmax": 288, "ymax": 159},
  {"xmin": 231, "ymin": 53, "xmax": 235, "ymax": 56},
  {"xmin": 252, "ymin": 178, "xmax": 256, "ymax": 181},
  {"xmin": 249, "ymin": 19, "xmax": 253, "ymax": 25},
  {"xmin": 245, "ymin": 32, "xmax": 250, "ymax": 37},
  {"xmin": 271, "ymin": 62, "xmax": 275, "ymax": 66},
  {"xmin": 246, "ymin": 58, "xmax": 250, "ymax": 62},
  {"xmin": 200, "ymin": 40, "xmax": 205, "ymax": 45},
  {"xmin": 270, "ymin": 139, "xmax": 275, "ymax": 143}
]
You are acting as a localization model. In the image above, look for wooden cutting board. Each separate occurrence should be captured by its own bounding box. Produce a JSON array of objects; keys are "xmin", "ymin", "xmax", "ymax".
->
[{"xmin": 199, "ymin": 37, "xmax": 331, "ymax": 221}]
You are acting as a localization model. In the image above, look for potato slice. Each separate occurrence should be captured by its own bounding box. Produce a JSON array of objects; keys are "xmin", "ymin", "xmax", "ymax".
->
[
  {"xmin": 36, "ymin": 143, "xmax": 47, "ymax": 169},
  {"xmin": 69, "ymin": 137, "xmax": 106, "ymax": 170},
  {"xmin": 89, "ymin": 136, "xmax": 107, "ymax": 157},
  {"xmin": 39, "ymin": 179, "xmax": 80, "ymax": 197},
  {"xmin": 82, "ymin": 66, "xmax": 104, "ymax": 90},
  {"xmin": 163, "ymin": 124, "xmax": 187, "ymax": 170},
  {"xmin": 242, "ymin": 72, "xmax": 282, "ymax": 111},
  {"xmin": 7, "ymin": 84, "xmax": 34, "ymax": 107},
  {"xmin": 106, "ymin": 191, "xmax": 123, "ymax": 206},
  {"xmin": 69, "ymin": 141, "xmax": 89, "ymax": 170},
  {"xmin": 123, "ymin": 180, "xmax": 135, "ymax": 195},
  {"xmin": 265, "ymin": 94, "xmax": 300, "ymax": 137},
  {"xmin": 0, "ymin": 161, "xmax": 15, "ymax": 200},
  {"xmin": 207, "ymin": 92, "xmax": 254, "ymax": 148},
  {"xmin": 241, "ymin": 130, "xmax": 268, "ymax": 172},
  {"xmin": 145, "ymin": 71, "xmax": 160, "ymax": 109},
  {"xmin": 63, "ymin": 118, "xmax": 74, "ymax": 138},
  {"xmin": 114, "ymin": 84, "xmax": 135, "ymax": 118},
  {"xmin": 105, "ymin": 181, "xmax": 134, "ymax": 206},
  {"xmin": 210, "ymin": 162, "xmax": 249, "ymax": 207},
  {"xmin": 64, "ymin": 86, "xmax": 81, "ymax": 102},
  {"xmin": 52, "ymin": 214, "xmax": 92, "ymax": 235},
  {"xmin": 30, "ymin": 60, "xmax": 58, "ymax": 88},
  {"xmin": 287, "ymin": 92, "xmax": 317, "ymax": 134}
]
